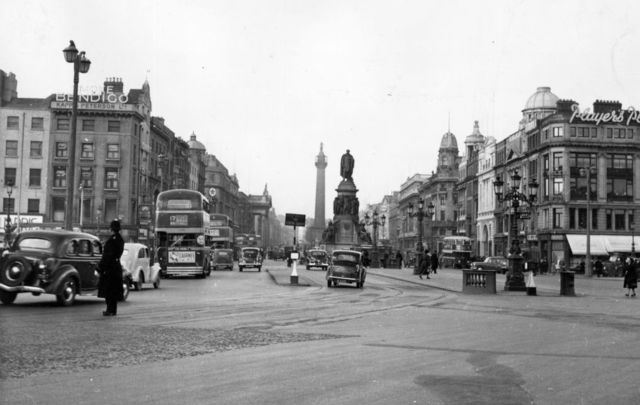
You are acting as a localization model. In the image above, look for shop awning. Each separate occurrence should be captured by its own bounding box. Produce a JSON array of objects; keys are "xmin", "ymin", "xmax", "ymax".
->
[
  {"xmin": 566, "ymin": 234, "xmax": 608, "ymax": 256},
  {"xmin": 604, "ymin": 235, "xmax": 637, "ymax": 253}
]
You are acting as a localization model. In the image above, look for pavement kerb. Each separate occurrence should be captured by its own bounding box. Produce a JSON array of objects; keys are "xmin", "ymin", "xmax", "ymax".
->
[{"xmin": 266, "ymin": 268, "xmax": 313, "ymax": 287}]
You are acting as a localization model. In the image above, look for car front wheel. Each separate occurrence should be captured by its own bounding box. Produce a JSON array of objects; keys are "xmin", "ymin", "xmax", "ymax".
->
[
  {"xmin": 1, "ymin": 257, "xmax": 31, "ymax": 287},
  {"xmin": 0, "ymin": 291, "xmax": 17, "ymax": 305},
  {"xmin": 56, "ymin": 276, "xmax": 77, "ymax": 306}
]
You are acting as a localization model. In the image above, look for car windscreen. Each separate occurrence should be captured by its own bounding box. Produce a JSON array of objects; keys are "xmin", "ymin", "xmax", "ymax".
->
[
  {"xmin": 17, "ymin": 237, "xmax": 54, "ymax": 252},
  {"xmin": 216, "ymin": 251, "xmax": 231, "ymax": 257},
  {"xmin": 309, "ymin": 252, "xmax": 327, "ymax": 259},
  {"xmin": 332, "ymin": 253, "xmax": 359, "ymax": 264},
  {"xmin": 243, "ymin": 250, "xmax": 258, "ymax": 259}
]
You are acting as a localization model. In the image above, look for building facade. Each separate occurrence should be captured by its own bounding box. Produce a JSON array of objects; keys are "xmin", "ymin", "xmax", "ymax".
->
[{"xmin": 0, "ymin": 84, "xmax": 52, "ymax": 237}]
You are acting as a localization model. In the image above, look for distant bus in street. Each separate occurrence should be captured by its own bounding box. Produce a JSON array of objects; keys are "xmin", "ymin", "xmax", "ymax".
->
[
  {"xmin": 439, "ymin": 236, "xmax": 473, "ymax": 268},
  {"xmin": 155, "ymin": 189, "xmax": 211, "ymax": 278},
  {"xmin": 209, "ymin": 214, "xmax": 235, "ymax": 250}
]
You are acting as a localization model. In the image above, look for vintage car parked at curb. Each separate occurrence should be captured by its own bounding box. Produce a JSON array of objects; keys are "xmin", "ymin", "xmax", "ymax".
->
[
  {"xmin": 121, "ymin": 243, "xmax": 160, "ymax": 290},
  {"xmin": 0, "ymin": 230, "xmax": 131, "ymax": 306},
  {"xmin": 326, "ymin": 250, "xmax": 366, "ymax": 288},
  {"xmin": 306, "ymin": 249, "xmax": 329, "ymax": 271},
  {"xmin": 470, "ymin": 256, "xmax": 509, "ymax": 274},
  {"xmin": 239, "ymin": 247, "xmax": 262, "ymax": 272},
  {"xmin": 210, "ymin": 248, "xmax": 234, "ymax": 271}
]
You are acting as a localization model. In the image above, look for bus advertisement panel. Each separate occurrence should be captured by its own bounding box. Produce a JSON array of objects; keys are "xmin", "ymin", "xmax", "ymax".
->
[{"xmin": 155, "ymin": 189, "xmax": 211, "ymax": 278}]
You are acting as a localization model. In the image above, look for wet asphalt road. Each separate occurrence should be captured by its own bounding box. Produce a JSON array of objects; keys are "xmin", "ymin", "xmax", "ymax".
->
[{"xmin": 2, "ymin": 260, "xmax": 640, "ymax": 404}]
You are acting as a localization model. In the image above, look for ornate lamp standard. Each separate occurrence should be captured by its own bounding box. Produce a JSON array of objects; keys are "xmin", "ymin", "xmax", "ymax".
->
[
  {"xmin": 493, "ymin": 170, "xmax": 538, "ymax": 291},
  {"xmin": 408, "ymin": 198, "xmax": 435, "ymax": 274},
  {"xmin": 62, "ymin": 40, "xmax": 91, "ymax": 230},
  {"xmin": 4, "ymin": 183, "xmax": 14, "ymax": 245},
  {"xmin": 579, "ymin": 166, "xmax": 596, "ymax": 277},
  {"xmin": 365, "ymin": 210, "xmax": 386, "ymax": 268}
]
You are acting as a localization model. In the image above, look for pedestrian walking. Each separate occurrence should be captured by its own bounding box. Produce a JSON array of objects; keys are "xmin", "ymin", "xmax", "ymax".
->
[
  {"xmin": 362, "ymin": 250, "xmax": 371, "ymax": 267},
  {"xmin": 395, "ymin": 250, "xmax": 403, "ymax": 269},
  {"xmin": 419, "ymin": 250, "xmax": 430, "ymax": 279},
  {"xmin": 594, "ymin": 259, "xmax": 603, "ymax": 278},
  {"xmin": 98, "ymin": 219, "xmax": 125, "ymax": 316},
  {"xmin": 430, "ymin": 252, "xmax": 439, "ymax": 274},
  {"xmin": 623, "ymin": 258, "xmax": 637, "ymax": 297}
]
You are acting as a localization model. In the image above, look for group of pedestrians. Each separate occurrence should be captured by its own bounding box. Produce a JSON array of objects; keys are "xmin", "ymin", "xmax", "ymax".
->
[{"xmin": 418, "ymin": 249, "xmax": 438, "ymax": 280}]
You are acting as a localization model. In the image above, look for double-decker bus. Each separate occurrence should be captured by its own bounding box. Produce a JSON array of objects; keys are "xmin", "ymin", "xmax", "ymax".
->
[
  {"xmin": 155, "ymin": 189, "xmax": 211, "ymax": 278},
  {"xmin": 439, "ymin": 236, "xmax": 473, "ymax": 269},
  {"xmin": 208, "ymin": 214, "xmax": 234, "ymax": 249},
  {"xmin": 234, "ymin": 233, "xmax": 262, "ymax": 260}
]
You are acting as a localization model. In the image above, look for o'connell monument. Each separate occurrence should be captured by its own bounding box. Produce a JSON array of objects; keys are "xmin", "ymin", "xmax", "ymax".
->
[{"xmin": 322, "ymin": 149, "xmax": 371, "ymax": 249}]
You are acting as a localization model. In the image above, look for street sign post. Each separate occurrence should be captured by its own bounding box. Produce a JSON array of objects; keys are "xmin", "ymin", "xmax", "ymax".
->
[{"xmin": 285, "ymin": 213, "xmax": 306, "ymax": 284}]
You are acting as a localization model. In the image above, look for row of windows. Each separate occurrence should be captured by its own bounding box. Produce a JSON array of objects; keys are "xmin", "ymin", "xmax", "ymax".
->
[
  {"xmin": 542, "ymin": 126, "xmax": 636, "ymax": 140},
  {"xmin": 6, "ymin": 116, "xmax": 44, "ymax": 130},
  {"xmin": 53, "ymin": 166, "xmax": 121, "ymax": 189},
  {"xmin": 4, "ymin": 168, "xmax": 41, "ymax": 187},
  {"xmin": 2, "ymin": 198, "xmax": 39, "ymax": 213},
  {"xmin": 4, "ymin": 166, "xmax": 121, "ymax": 190},
  {"xmin": 4, "ymin": 141, "xmax": 121, "ymax": 160},
  {"xmin": 561, "ymin": 208, "xmax": 634, "ymax": 231},
  {"xmin": 7, "ymin": 116, "xmax": 129, "ymax": 133},
  {"xmin": 4, "ymin": 141, "xmax": 43, "ymax": 157},
  {"xmin": 56, "ymin": 118, "xmax": 121, "ymax": 132},
  {"xmin": 543, "ymin": 152, "xmax": 633, "ymax": 172}
]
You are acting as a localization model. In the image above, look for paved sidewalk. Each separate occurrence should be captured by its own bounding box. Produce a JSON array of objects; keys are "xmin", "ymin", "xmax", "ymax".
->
[{"xmin": 267, "ymin": 263, "xmax": 628, "ymax": 298}]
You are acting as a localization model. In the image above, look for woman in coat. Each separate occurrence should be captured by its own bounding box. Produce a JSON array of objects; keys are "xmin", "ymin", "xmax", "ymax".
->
[
  {"xmin": 430, "ymin": 252, "xmax": 439, "ymax": 274},
  {"xmin": 99, "ymin": 219, "xmax": 125, "ymax": 316},
  {"xmin": 623, "ymin": 258, "xmax": 638, "ymax": 297}
]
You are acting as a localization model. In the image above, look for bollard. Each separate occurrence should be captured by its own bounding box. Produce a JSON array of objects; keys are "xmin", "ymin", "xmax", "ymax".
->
[
  {"xmin": 526, "ymin": 271, "xmax": 537, "ymax": 296},
  {"xmin": 560, "ymin": 271, "xmax": 575, "ymax": 296},
  {"xmin": 290, "ymin": 252, "xmax": 299, "ymax": 285}
]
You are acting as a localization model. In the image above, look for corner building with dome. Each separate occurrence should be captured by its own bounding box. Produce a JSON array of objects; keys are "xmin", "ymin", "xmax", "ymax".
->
[{"xmin": 392, "ymin": 86, "xmax": 640, "ymax": 273}]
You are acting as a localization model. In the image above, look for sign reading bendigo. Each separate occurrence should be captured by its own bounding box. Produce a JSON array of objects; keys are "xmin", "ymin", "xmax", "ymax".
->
[{"xmin": 285, "ymin": 213, "xmax": 306, "ymax": 227}]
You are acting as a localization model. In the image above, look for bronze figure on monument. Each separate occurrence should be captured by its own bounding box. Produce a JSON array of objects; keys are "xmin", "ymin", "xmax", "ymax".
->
[{"xmin": 340, "ymin": 149, "xmax": 354, "ymax": 181}]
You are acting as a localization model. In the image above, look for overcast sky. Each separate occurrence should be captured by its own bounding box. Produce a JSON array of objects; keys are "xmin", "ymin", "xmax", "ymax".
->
[{"xmin": 3, "ymin": 0, "xmax": 640, "ymax": 219}]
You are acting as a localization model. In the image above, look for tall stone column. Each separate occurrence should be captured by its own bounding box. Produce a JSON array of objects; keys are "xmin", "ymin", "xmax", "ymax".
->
[{"xmin": 311, "ymin": 143, "xmax": 328, "ymax": 244}]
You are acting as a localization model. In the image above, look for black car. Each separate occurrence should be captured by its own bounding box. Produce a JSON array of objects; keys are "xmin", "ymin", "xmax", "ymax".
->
[
  {"xmin": 0, "ymin": 230, "xmax": 131, "ymax": 306},
  {"xmin": 470, "ymin": 256, "xmax": 509, "ymax": 274},
  {"xmin": 326, "ymin": 250, "xmax": 366, "ymax": 288}
]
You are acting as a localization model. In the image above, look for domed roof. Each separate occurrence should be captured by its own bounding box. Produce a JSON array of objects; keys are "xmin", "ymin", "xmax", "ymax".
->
[
  {"xmin": 188, "ymin": 132, "xmax": 206, "ymax": 150},
  {"xmin": 440, "ymin": 131, "xmax": 458, "ymax": 150},
  {"xmin": 465, "ymin": 120, "xmax": 484, "ymax": 144},
  {"xmin": 523, "ymin": 87, "xmax": 559, "ymax": 111}
]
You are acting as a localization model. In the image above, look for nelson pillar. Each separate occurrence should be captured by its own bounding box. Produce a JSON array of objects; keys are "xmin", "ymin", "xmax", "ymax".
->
[{"xmin": 308, "ymin": 143, "xmax": 327, "ymax": 245}]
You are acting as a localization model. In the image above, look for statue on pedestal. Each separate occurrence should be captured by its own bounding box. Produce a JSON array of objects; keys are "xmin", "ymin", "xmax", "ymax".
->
[{"xmin": 340, "ymin": 149, "xmax": 354, "ymax": 181}]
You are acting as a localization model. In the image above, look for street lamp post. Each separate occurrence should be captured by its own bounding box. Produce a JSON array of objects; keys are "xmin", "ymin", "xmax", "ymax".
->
[
  {"xmin": 79, "ymin": 185, "xmax": 84, "ymax": 228},
  {"xmin": 579, "ymin": 166, "xmax": 596, "ymax": 277},
  {"xmin": 4, "ymin": 185, "xmax": 13, "ymax": 245},
  {"xmin": 96, "ymin": 208, "xmax": 102, "ymax": 237},
  {"xmin": 63, "ymin": 40, "xmax": 91, "ymax": 230},
  {"xmin": 365, "ymin": 210, "xmax": 386, "ymax": 268},
  {"xmin": 158, "ymin": 154, "xmax": 168, "ymax": 192},
  {"xmin": 408, "ymin": 198, "xmax": 435, "ymax": 274},
  {"xmin": 632, "ymin": 221, "xmax": 635, "ymax": 255},
  {"xmin": 493, "ymin": 170, "xmax": 539, "ymax": 291}
]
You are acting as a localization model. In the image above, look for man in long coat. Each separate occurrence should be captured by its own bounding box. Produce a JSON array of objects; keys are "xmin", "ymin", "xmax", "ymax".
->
[{"xmin": 99, "ymin": 219, "xmax": 125, "ymax": 316}]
